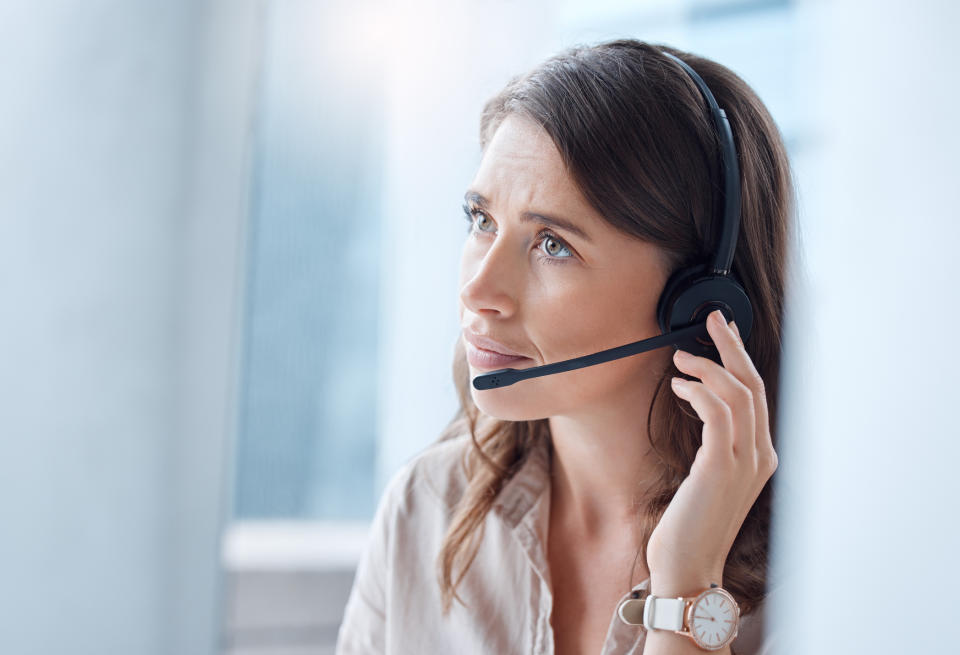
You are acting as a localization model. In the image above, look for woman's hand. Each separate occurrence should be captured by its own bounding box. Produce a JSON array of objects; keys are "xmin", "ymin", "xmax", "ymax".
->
[{"xmin": 646, "ymin": 308, "xmax": 778, "ymax": 596}]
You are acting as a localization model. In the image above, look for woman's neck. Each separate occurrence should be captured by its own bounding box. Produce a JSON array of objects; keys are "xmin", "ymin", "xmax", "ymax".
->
[{"xmin": 547, "ymin": 402, "xmax": 663, "ymax": 540}]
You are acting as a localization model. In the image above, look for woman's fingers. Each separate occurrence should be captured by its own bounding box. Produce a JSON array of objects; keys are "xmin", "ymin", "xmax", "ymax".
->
[
  {"xmin": 672, "ymin": 309, "xmax": 775, "ymax": 474},
  {"xmin": 673, "ymin": 334, "xmax": 755, "ymax": 458},
  {"xmin": 728, "ymin": 320, "xmax": 775, "ymax": 458},
  {"xmin": 670, "ymin": 377, "xmax": 738, "ymax": 457}
]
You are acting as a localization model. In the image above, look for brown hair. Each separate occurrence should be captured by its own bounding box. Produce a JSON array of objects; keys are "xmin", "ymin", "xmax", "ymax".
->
[{"xmin": 435, "ymin": 38, "xmax": 795, "ymax": 617}]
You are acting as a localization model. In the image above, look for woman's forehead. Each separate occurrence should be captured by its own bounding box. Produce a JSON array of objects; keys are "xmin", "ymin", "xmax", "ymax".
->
[
  {"xmin": 471, "ymin": 116, "xmax": 596, "ymax": 222},
  {"xmin": 479, "ymin": 114, "xmax": 563, "ymax": 176}
]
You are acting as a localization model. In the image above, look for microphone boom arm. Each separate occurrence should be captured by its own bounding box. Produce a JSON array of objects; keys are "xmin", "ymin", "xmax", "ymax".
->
[{"xmin": 471, "ymin": 320, "xmax": 710, "ymax": 390}]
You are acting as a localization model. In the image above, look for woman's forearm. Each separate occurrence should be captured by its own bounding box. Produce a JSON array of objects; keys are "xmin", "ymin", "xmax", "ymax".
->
[{"xmin": 643, "ymin": 630, "xmax": 731, "ymax": 655}]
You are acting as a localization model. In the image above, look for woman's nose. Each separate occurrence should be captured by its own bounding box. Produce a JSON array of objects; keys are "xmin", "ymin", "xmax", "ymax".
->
[{"xmin": 459, "ymin": 239, "xmax": 520, "ymax": 318}]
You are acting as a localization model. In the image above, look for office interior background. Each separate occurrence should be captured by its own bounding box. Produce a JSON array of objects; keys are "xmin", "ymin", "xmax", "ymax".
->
[{"xmin": 1, "ymin": 0, "xmax": 958, "ymax": 654}]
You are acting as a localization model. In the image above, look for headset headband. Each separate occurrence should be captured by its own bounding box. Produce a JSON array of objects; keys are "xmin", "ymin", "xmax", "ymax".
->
[{"xmin": 660, "ymin": 51, "xmax": 741, "ymax": 277}]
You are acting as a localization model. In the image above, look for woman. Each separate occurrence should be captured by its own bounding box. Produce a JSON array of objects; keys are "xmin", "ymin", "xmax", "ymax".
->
[{"xmin": 336, "ymin": 38, "xmax": 792, "ymax": 654}]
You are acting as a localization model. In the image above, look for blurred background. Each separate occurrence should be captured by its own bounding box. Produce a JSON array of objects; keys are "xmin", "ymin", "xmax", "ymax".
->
[{"xmin": 1, "ymin": 0, "xmax": 957, "ymax": 654}]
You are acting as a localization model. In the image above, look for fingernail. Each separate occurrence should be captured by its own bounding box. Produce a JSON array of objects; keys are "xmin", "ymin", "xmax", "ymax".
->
[
  {"xmin": 711, "ymin": 309, "xmax": 725, "ymax": 326},
  {"xmin": 671, "ymin": 376, "xmax": 685, "ymax": 389}
]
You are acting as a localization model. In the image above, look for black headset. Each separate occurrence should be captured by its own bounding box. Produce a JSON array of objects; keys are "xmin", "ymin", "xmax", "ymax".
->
[{"xmin": 472, "ymin": 50, "xmax": 753, "ymax": 390}]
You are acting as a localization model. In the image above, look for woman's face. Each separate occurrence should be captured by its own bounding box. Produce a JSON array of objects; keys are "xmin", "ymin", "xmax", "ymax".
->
[{"xmin": 459, "ymin": 113, "xmax": 673, "ymax": 421}]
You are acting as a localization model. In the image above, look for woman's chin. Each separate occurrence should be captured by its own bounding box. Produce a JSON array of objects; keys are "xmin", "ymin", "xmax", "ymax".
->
[{"xmin": 469, "ymin": 383, "xmax": 552, "ymax": 422}]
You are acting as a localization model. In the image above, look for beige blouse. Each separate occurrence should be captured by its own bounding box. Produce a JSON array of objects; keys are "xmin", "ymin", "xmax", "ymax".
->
[{"xmin": 336, "ymin": 431, "xmax": 775, "ymax": 654}]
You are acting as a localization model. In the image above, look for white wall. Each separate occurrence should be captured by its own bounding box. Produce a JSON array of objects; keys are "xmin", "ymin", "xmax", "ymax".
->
[
  {"xmin": 770, "ymin": 1, "xmax": 960, "ymax": 653},
  {"xmin": 0, "ymin": 1, "xmax": 260, "ymax": 653}
]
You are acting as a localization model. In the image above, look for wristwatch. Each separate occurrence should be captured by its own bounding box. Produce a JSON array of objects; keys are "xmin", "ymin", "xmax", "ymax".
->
[{"xmin": 617, "ymin": 583, "xmax": 740, "ymax": 651}]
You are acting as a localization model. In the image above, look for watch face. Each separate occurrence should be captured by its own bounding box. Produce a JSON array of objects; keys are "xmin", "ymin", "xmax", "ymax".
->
[{"xmin": 689, "ymin": 588, "xmax": 739, "ymax": 650}]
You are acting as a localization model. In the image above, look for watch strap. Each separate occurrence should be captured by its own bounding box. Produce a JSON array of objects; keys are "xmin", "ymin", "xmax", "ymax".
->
[{"xmin": 642, "ymin": 594, "xmax": 686, "ymax": 632}]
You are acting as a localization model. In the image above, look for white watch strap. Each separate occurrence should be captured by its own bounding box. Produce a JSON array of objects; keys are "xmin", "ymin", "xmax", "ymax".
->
[{"xmin": 642, "ymin": 595, "xmax": 686, "ymax": 632}]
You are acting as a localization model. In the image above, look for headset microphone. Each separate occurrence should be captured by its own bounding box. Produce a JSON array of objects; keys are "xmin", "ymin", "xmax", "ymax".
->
[{"xmin": 472, "ymin": 50, "xmax": 754, "ymax": 391}]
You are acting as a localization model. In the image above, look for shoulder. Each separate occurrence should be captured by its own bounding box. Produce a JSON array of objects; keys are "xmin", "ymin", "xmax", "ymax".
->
[
  {"xmin": 379, "ymin": 431, "xmax": 473, "ymax": 519},
  {"xmin": 338, "ymin": 435, "xmax": 472, "ymax": 654}
]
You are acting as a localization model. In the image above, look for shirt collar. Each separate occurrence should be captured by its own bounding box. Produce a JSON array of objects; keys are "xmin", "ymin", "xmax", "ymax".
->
[{"xmin": 493, "ymin": 433, "xmax": 552, "ymax": 530}]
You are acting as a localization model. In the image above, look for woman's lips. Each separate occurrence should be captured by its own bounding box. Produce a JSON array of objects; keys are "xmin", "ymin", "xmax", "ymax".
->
[{"xmin": 464, "ymin": 341, "xmax": 532, "ymax": 370}]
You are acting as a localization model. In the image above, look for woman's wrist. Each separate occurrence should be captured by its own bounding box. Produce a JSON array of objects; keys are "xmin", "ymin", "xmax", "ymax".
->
[
  {"xmin": 643, "ymin": 568, "xmax": 736, "ymax": 654},
  {"xmin": 648, "ymin": 567, "xmax": 724, "ymax": 597}
]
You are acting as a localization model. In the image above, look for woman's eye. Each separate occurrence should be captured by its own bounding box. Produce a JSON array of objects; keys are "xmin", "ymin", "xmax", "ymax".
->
[
  {"xmin": 462, "ymin": 204, "xmax": 495, "ymax": 234},
  {"xmin": 540, "ymin": 235, "xmax": 572, "ymax": 259},
  {"xmin": 475, "ymin": 211, "xmax": 495, "ymax": 233}
]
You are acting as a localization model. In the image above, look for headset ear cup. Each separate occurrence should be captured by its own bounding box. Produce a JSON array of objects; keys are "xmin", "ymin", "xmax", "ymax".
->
[
  {"xmin": 657, "ymin": 265, "xmax": 753, "ymax": 363},
  {"xmin": 657, "ymin": 264, "xmax": 705, "ymax": 335}
]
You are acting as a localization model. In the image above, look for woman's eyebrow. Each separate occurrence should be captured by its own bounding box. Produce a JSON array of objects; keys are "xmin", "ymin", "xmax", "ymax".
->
[{"xmin": 463, "ymin": 190, "xmax": 594, "ymax": 243}]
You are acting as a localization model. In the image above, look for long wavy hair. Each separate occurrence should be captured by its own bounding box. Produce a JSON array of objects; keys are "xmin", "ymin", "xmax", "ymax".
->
[{"xmin": 434, "ymin": 39, "xmax": 795, "ymax": 618}]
